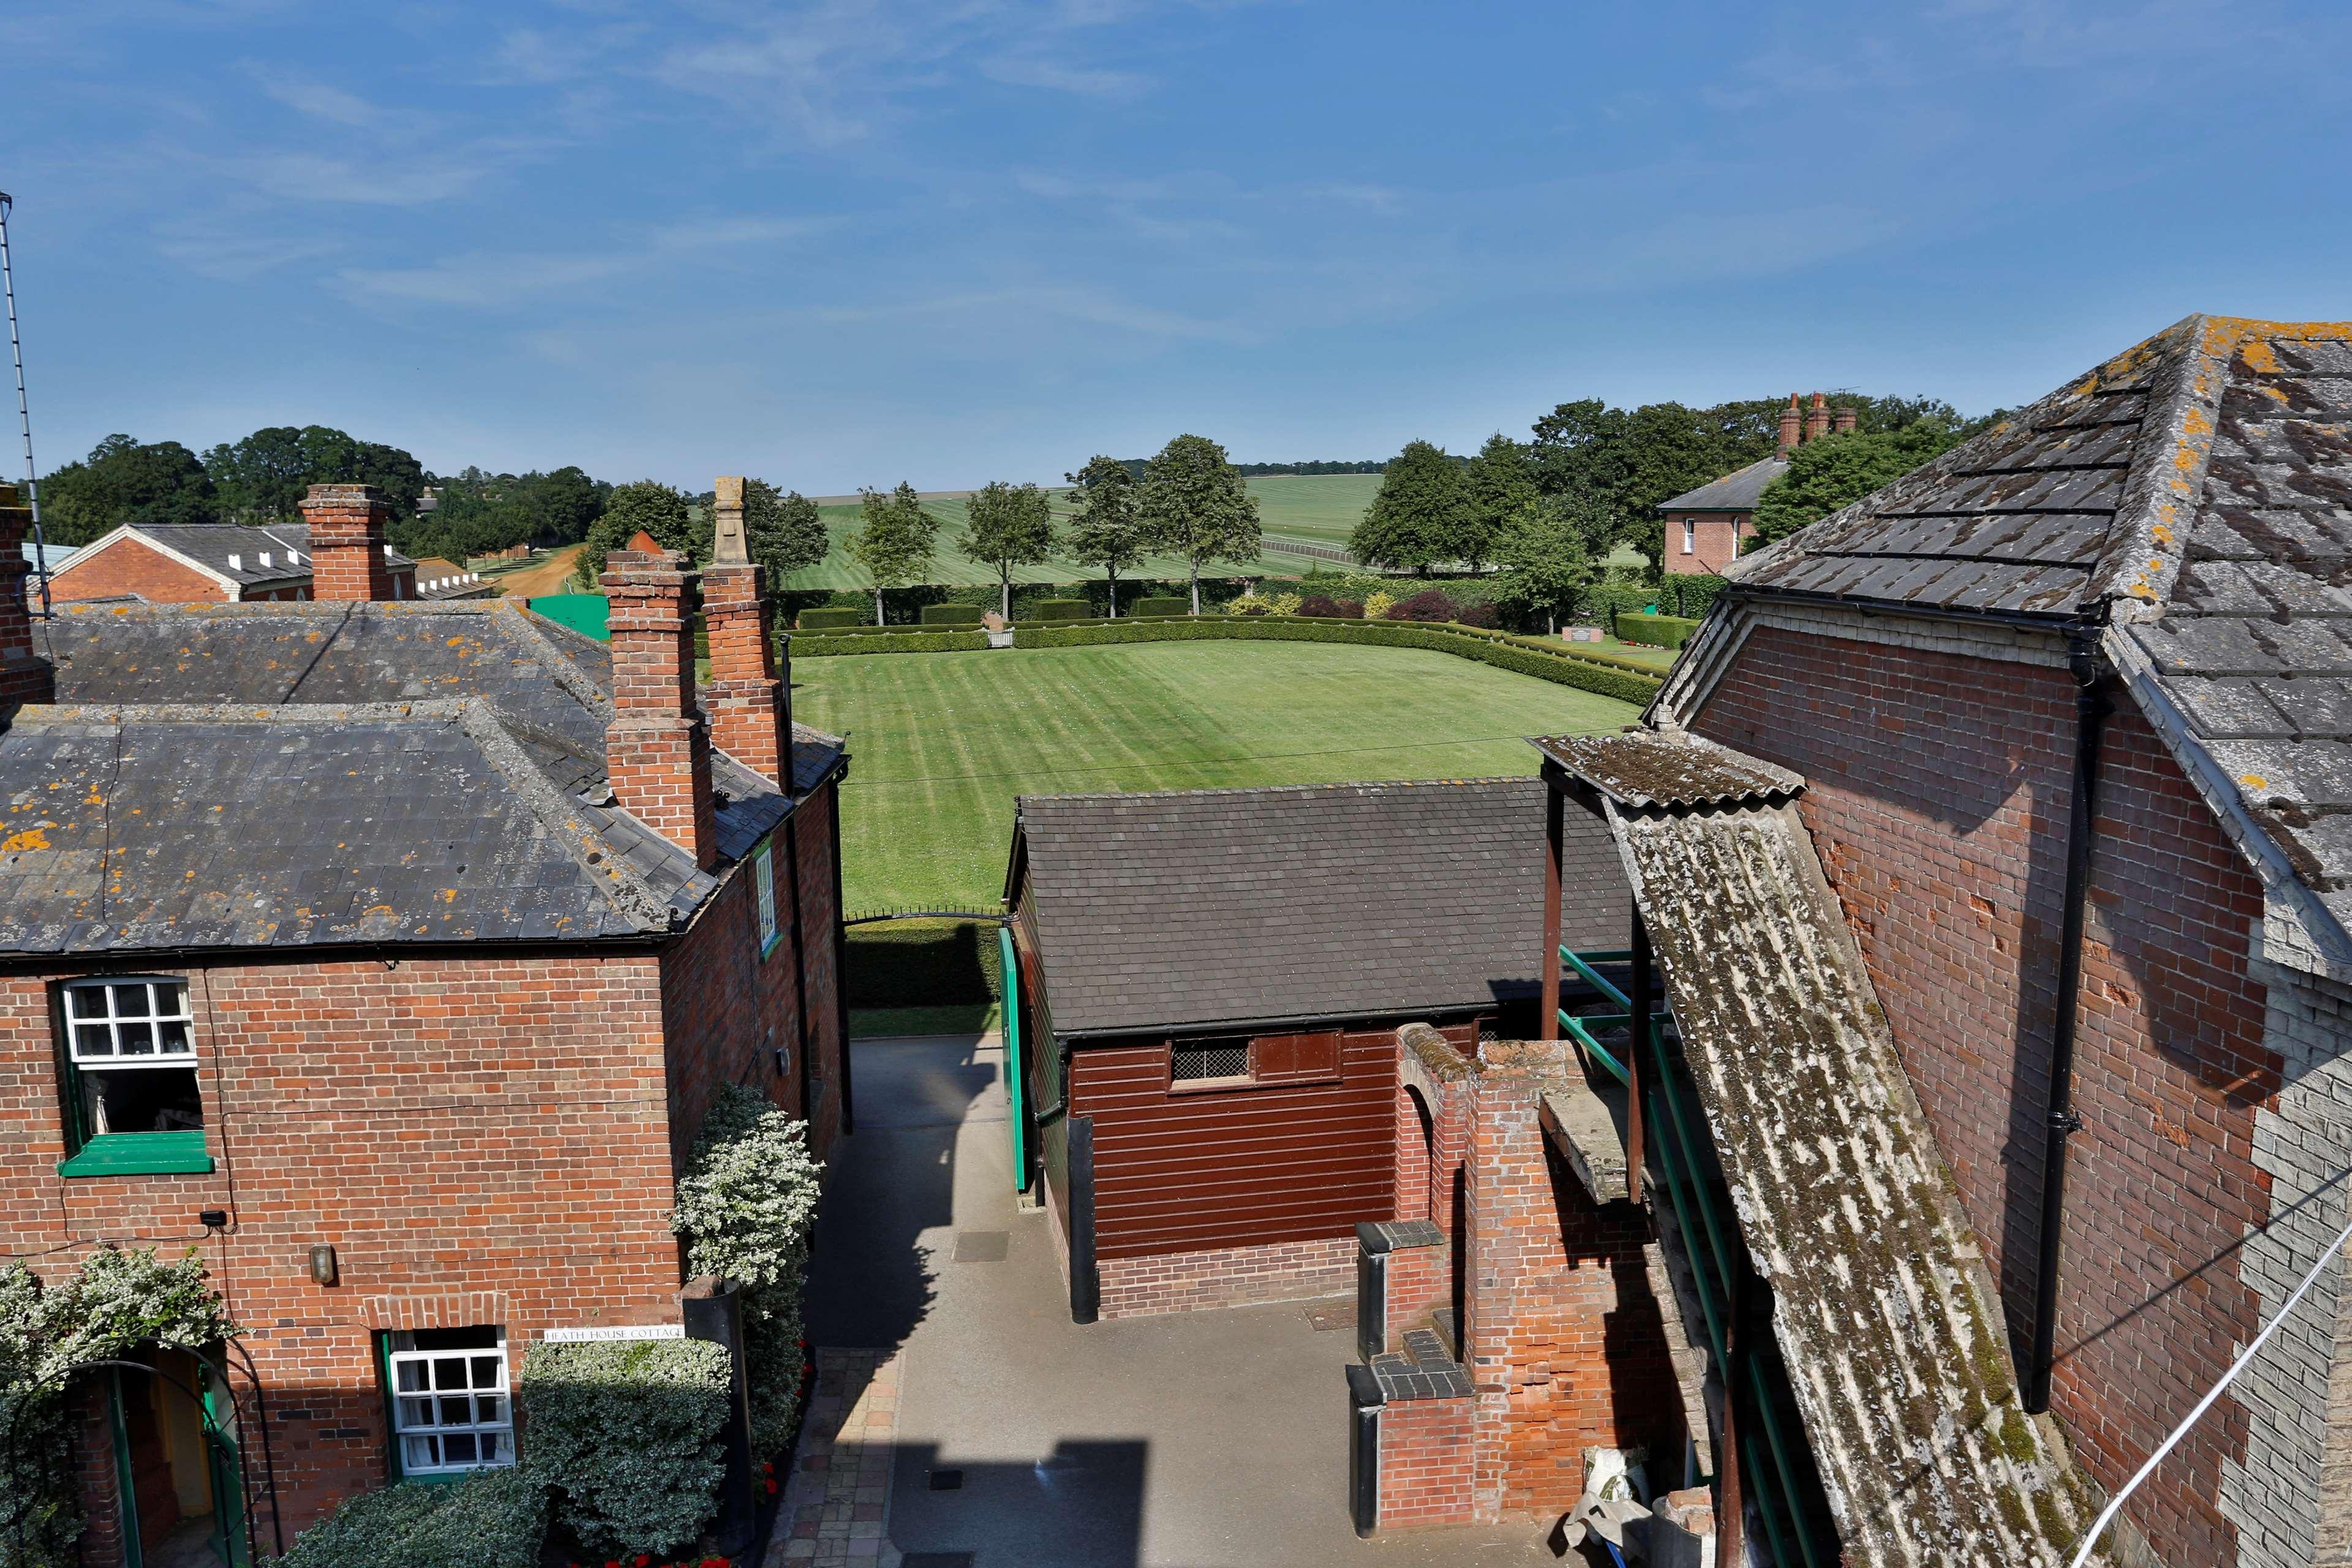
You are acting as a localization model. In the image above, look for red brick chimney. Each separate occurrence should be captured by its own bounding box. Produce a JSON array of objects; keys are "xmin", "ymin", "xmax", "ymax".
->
[
  {"xmin": 0, "ymin": 483, "xmax": 55, "ymax": 711},
  {"xmin": 603, "ymin": 545, "xmax": 718, "ymax": 869},
  {"xmin": 1832, "ymin": 404, "xmax": 1858, "ymax": 435},
  {"xmin": 301, "ymin": 483, "xmax": 398, "ymax": 601},
  {"xmin": 699, "ymin": 476, "xmax": 793, "ymax": 792},
  {"xmin": 1804, "ymin": 392, "xmax": 1831, "ymax": 445},
  {"xmin": 1777, "ymin": 394, "xmax": 1802, "ymax": 458}
]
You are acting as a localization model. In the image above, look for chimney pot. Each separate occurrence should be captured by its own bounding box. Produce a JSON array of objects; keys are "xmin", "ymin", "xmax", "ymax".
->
[
  {"xmin": 1777, "ymin": 394, "xmax": 1803, "ymax": 459},
  {"xmin": 700, "ymin": 475, "xmax": 791, "ymax": 790},
  {"xmin": 602, "ymin": 546, "xmax": 720, "ymax": 868},
  {"xmin": 300, "ymin": 483, "xmax": 397, "ymax": 601}
]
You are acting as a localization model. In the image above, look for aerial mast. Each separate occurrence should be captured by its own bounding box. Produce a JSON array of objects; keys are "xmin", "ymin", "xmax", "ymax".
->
[{"xmin": 0, "ymin": 190, "xmax": 53, "ymax": 616}]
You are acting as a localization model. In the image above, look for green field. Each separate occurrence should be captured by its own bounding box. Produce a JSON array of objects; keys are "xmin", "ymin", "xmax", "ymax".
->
[
  {"xmin": 794, "ymin": 638, "xmax": 1642, "ymax": 911},
  {"xmin": 783, "ymin": 473, "xmax": 1373, "ymax": 591}
]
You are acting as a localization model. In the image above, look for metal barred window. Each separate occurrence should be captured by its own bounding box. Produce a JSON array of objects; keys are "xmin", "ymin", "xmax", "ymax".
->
[
  {"xmin": 386, "ymin": 1327, "xmax": 514, "ymax": 1476},
  {"xmin": 1170, "ymin": 1036, "xmax": 1250, "ymax": 1084}
]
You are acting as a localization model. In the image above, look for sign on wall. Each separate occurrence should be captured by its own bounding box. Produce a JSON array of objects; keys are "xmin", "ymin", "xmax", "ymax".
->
[{"xmin": 541, "ymin": 1323, "xmax": 687, "ymax": 1344}]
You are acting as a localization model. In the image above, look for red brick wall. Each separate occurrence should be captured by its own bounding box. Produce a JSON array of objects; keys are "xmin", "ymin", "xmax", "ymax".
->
[
  {"xmin": 1378, "ymin": 1395, "xmax": 1476, "ymax": 1528},
  {"xmin": 0, "ymin": 951, "xmax": 682, "ymax": 1540},
  {"xmin": 1095, "ymin": 1233, "xmax": 1356, "ymax": 1318},
  {"xmin": 1664, "ymin": 511, "xmax": 1752, "ymax": 576},
  {"xmin": 50, "ymin": 535, "xmax": 237, "ymax": 603},
  {"xmin": 1692, "ymin": 622, "xmax": 2272, "ymax": 1565}
]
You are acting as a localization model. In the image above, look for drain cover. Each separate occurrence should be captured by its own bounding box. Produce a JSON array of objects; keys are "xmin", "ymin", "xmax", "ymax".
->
[
  {"xmin": 902, "ymin": 1556, "xmax": 976, "ymax": 1568},
  {"xmin": 952, "ymin": 1231, "xmax": 1009, "ymax": 1263},
  {"xmin": 1305, "ymin": 1300, "xmax": 1356, "ymax": 1332},
  {"xmin": 926, "ymin": 1468, "xmax": 965, "ymax": 1491}
]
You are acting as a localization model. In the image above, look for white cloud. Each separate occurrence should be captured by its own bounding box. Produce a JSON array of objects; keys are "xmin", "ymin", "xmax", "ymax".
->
[
  {"xmin": 255, "ymin": 74, "xmax": 384, "ymax": 128},
  {"xmin": 335, "ymin": 214, "xmax": 839, "ymax": 307}
]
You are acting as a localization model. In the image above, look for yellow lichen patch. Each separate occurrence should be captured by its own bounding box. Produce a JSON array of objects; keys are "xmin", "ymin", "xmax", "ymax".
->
[
  {"xmin": 2174, "ymin": 445, "xmax": 2201, "ymax": 474},
  {"xmin": 2184, "ymin": 407, "xmax": 2212, "ymax": 436},
  {"xmin": 2241, "ymin": 774, "xmax": 2271, "ymax": 790},
  {"xmin": 2153, "ymin": 524, "xmax": 2174, "ymax": 545},
  {"xmin": 2240, "ymin": 337, "xmax": 2281, "ymax": 375},
  {"xmin": 2263, "ymin": 385, "xmax": 2291, "ymax": 404},
  {"xmin": 439, "ymin": 888, "xmax": 458, "ymax": 903},
  {"xmin": 3, "ymin": 826, "xmax": 51, "ymax": 851}
]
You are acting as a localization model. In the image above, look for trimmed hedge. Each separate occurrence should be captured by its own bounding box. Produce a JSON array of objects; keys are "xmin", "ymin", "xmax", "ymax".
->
[
  {"xmin": 1655, "ymin": 574, "xmax": 1728, "ymax": 620},
  {"xmin": 519, "ymin": 1338, "xmax": 733, "ymax": 1559},
  {"xmin": 1616, "ymin": 611, "xmax": 1702, "ymax": 649},
  {"xmin": 1129, "ymin": 596, "xmax": 1191, "ymax": 618},
  {"xmin": 1572, "ymin": 581, "xmax": 1657, "ymax": 623},
  {"xmin": 846, "ymin": 918, "xmax": 1003, "ymax": 1006},
  {"xmin": 796, "ymin": 630, "xmax": 991, "ymax": 655},
  {"xmin": 1016, "ymin": 616, "xmax": 1662, "ymax": 705},
  {"xmin": 919, "ymin": 603, "xmax": 985, "ymax": 625},
  {"xmin": 1028, "ymin": 598, "xmax": 1091, "ymax": 621},
  {"xmin": 281, "ymin": 1464, "xmax": 549, "ymax": 1568},
  {"xmin": 797, "ymin": 606, "xmax": 867, "ymax": 630}
]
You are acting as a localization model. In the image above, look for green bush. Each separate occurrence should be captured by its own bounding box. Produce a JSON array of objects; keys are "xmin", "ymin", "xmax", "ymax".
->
[
  {"xmin": 1016, "ymin": 616, "xmax": 1662, "ymax": 704},
  {"xmin": 671, "ymin": 1084, "xmax": 825, "ymax": 1458},
  {"xmin": 1129, "ymin": 597, "xmax": 1192, "ymax": 618},
  {"xmin": 919, "ymin": 603, "xmax": 985, "ymax": 625},
  {"xmin": 797, "ymin": 606, "xmax": 867, "ymax": 630},
  {"xmin": 1616, "ymin": 611, "xmax": 1701, "ymax": 649},
  {"xmin": 1654, "ymin": 574, "xmax": 1728, "ymax": 620},
  {"xmin": 846, "ymin": 919, "xmax": 1003, "ymax": 1004},
  {"xmin": 1027, "ymin": 598, "xmax": 1090, "ymax": 621},
  {"xmin": 519, "ymin": 1338, "xmax": 732, "ymax": 1559},
  {"xmin": 796, "ymin": 630, "xmax": 991, "ymax": 656},
  {"xmin": 1572, "ymin": 581, "xmax": 1656, "ymax": 623},
  {"xmin": 281, "ymin": 1465, "xmax": 549, "ymax": 1568}
]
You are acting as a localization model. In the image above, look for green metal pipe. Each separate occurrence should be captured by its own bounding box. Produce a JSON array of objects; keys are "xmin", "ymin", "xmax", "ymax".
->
[{"xmin": 998, "ymin": 924, "xmax": 1027, "ymax": 1188}]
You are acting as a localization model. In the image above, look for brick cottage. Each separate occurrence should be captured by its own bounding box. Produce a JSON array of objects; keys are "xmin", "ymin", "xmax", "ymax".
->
[
  {"xmin": 1656, "ymin": 392, "xmax": 1855, "ymax": 575},
  {"xmin": 44, "ymin": 518, "xmax": 425, "ymax": 603},
  {"xmin": 0, "ymin": 478, "xmax": 851, "ymax": 1564}
]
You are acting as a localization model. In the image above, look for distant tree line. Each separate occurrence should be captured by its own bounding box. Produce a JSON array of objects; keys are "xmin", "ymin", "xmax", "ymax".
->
[{"xmin": 1107, "ymin": 456, "xmax": 1458, "ymax": 480}]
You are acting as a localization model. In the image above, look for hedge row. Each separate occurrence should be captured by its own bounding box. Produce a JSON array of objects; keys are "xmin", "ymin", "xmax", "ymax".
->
[
  {"xmin": 1015, "ymin": 616, "xmax": 1662, "ymax": 704},
  {"xmin": 281, "ymin": 1466, "xmax": 549, "ymax": 1568},
  {"xmin": 919, "ymin": 603, "xmax": 986, "ymax": 625},
  {"xmin": 796, "ymin": 606, "xmax": 867, "ymax": 629},
  {"xmin": 796, "ymin": 630, "xmax": 991, "ymax": 656},
  {"xmin": 846, "ymin": 918, "xmax": 1004, "ymax": 1008},
  {"xmin": 520, "ymin": 1338, "xmax": 733, "ymax": 1559},
  {"xmin": 1129, "ymin": 596, "xmax": 1192, "ymax": 618},
  {"xmin": 1616, "ymin": 611, "xmax": 1702, "ymax": 650}
]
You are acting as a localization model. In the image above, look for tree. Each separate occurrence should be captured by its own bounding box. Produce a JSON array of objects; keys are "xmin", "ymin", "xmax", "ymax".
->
[
  {"xmin": 1136, "ymin": 434, "xmax": 1261, "ymax": 614},
  {"xmin": 574, "ymin": 481, "xmax": 696, "ymax": 587},
  {"xmin": 204, "ymin": 424, "xmax": 428, "ymax": 524},
  {"xmin": 960, "ymin": 481, "xmax": 1055, "ymax": 619},
  {"xmin": 1458, "ymin": 433, "xmax": 1538, "ymax": 573},
  {"xmin": 743, "ymin": 480, "xmax": 829, "ymax": 590},
  {"xmin": 1351, "ymin": 440, "xmax": 1469, "ymax": 576},
  {"xmin": 36, "ymin": 435, "xmax": 217, "ymax": 545},
  {"xmin": 1753, "ymin": 419, "xmax": 1993, "ymax": 546},
  {"xmin": 1064, "ymin": 455, "xmax": 1145, "ymax": 617},
  {"xmin": 845, "ymin": 483, "xmax": 937, "ymax": 624},
  {"xmin": 1492, "ymin": 499, "xmax": 1594, "ymax": 635}
]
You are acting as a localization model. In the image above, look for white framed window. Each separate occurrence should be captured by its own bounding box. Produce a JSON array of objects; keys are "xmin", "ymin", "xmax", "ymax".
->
[
  {"xmin": 1682, "ymin": 518, "xmax": 1697, "ymax": 555},
  {"xmin": 385, "ymin": 1327, "xmax": 514, "ymax": 1477},
  {"xmin": 62, "ymin": 977, "xmax": 203, "ymax": 1137},
  {"xmin": 753, "ymin": 840, "xmax": 781, "ymax": 957}
]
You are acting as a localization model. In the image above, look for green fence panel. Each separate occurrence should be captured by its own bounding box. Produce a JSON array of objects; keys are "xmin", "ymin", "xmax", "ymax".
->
[{"xmin": 527, "ymin": 592, "xmax": 610, "ymax": 641}]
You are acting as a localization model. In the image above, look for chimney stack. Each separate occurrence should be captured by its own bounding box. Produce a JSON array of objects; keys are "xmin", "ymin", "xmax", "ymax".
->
[
  {"xmin": 1804, "ymin": 392, "xmax": 1831, "ymax": 445},
  {"xmin": 603, "ymin": 545, "xmax": 719, "ymax": 869},
  {"xmin": 301, "ymin": 483, "xmax": 397, "ymax": 601},
  {"xmin": 1777, "ymin": 394, "xmax": 1803, "ymax": 458},
  {"xmin": 0, "ymin": 483, "xmax": 55, "ymax": 712},
  {"xmin": 1832, "ymin": 404, "xmax": 1858, "ymax": 435},
  {"xmin": 700, "ymin": 476, "xmax": 793, "ymax": 792}
]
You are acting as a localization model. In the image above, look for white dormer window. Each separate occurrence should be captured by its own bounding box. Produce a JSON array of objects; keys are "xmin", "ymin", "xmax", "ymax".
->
[
  {"xmin": 258, "ymin": 552, "xmax": 271, "ymax": 568},
  {"xmin": 227, "ymin": 552, "xmax": 242, "ymax": 570}
]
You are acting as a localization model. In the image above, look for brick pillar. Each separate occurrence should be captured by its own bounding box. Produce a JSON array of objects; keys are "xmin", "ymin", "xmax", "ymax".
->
[
  {"xmin": 1833, "ymin": 404, "xmax": 1858, "ymax": 435},
  {"xmin": 300, "ymin": 483, "xmax": 398, "ymax": 601},
  {"xmin": 1804, "ymin": 391, "xmax": 1830, "ymax": 445},
  {"xmin": 0, "ymin": 483, "xmax": 54, "ymax": 710},
  {"xmin": 70, "ymin": 1378, "xmax": 129, "ymax": 1567},
  {"xmin": 1777, "ymin": 394, "xmax": 1801, "ymax": 458},
  {"xmin": 603, "ymin": 547, "xmax": 718, "ymax": 869},
  {"xmin": 702, "ymin": 475, "xmax": 792, "ymax": 789}
]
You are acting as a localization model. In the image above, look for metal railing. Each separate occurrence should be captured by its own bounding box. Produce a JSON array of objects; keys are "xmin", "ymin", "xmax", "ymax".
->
[{"xmin": 1559, "ymin": 944, "xmax": 1826, "ymax": 1567}]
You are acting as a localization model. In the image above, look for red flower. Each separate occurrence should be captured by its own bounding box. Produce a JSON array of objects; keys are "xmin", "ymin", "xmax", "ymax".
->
[
  {"xmin": 765, "ymin": 1479, "xmax": 780, "ymax": 1494},
  {"xmin": 637, "ymin": 1559, "xmax": 651, "ymax": 1567}
]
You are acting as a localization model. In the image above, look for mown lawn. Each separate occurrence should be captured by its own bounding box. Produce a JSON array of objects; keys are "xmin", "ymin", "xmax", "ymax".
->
[{"xmin": 793, "ymin": 639, "xmax": 1642, "ymax": 911}]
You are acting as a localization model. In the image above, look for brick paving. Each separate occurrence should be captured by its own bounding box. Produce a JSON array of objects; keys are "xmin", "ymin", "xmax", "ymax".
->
[{"xmin": 769, "ymin": 1348, "xmax": 903, "ymax": 1566}]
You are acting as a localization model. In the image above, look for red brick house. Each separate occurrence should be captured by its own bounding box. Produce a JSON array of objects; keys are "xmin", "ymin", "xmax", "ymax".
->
[
  {"xmin": 1552, "ymin": 315, "xmax": 2352, "ymax": 1564},
  {"xmin": 45, "ymin": 520, "xmax": 423, "ymax": 603},
  {"xmin": 0, "ymin": 480, "xmax": 851, "ymax": 1564},
  {"xmin": 1657, "ymin": 393, "xmax": 1853, "ymax": 575}
]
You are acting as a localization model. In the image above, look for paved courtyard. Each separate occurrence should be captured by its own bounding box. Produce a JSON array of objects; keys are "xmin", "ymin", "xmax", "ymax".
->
[{"xmin": 780, "ymin": 1032, "xmax": 1558, "ymax": 1568}]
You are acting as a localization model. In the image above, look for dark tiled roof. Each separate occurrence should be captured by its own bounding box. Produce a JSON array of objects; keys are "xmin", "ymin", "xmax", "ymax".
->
[
  {"xmin": 1726, "ymin": 316, "xmax": 2352, "ymax": 971},
  {"xmin": 1012, "ymin": 778, "xmax": 1629, "ymax": 1038},
  {"xmin": 1597, "ymin": 737, "xmax": 2098, "ymax": 1561},
  {"xmin": 110, "ymin": 522, "xmax": 416, "ymax": 588},
  {"xmin": 2, "ymin": 598, "xmax": 841, "ymax": 956},
  {"xmin": 1657, "ymin": 455, "xmax": 1788, "ymax": 514}
]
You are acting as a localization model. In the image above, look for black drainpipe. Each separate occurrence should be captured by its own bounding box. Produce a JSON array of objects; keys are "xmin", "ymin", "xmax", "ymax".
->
[{"xmin": 2026, "ymin": 620, "xmax": 2113, "ymax": 1412}]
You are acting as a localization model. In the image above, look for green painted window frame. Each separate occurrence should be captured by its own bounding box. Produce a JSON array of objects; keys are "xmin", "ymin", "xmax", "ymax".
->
[
  {"xmin": 52, "ymin": 977, "xmax": 215, "ymax": 1178},
  {"xmin": 752, "ymin": 839, "xmax": 782, "ymax": 958}
]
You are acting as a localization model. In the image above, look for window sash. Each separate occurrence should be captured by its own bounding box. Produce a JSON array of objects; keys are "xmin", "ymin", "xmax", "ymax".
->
[
  {"xmin": 753, "ymin": 840, "xmax": 780, "ymax": 956},
  {"xmin": 64, "ymin": 978, "xmax": 196, "ymax": 1069},
  {"xmin": 386, "ymin": 1340, "xmax": 514, "ymax": 1477}
]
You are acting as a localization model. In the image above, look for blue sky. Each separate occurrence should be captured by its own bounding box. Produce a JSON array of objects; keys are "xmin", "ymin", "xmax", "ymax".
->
[{"xmin": 4, "ymin": 1, "xmax": 2349, "ymax": 493}]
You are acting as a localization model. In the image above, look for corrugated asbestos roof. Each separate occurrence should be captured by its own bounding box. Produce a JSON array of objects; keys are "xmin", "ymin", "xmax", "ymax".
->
[
  {"xmin": 1657, "ymin": 454, "xmax": 1789, "ymax": 514},
  {"xmin": 1727, "ymin": 315, "xmax": 2352, "ymax": 973},
  {"xmin": 1533, "ymin": 729, "xmax": 1803, "ymax": 809},
  {"xmin": 0, "ymin": 599, "xmax": 838, "ymax": 954},
  {"xmin": 1569, "ymin": 733, "xmax": 2100, "ymax": 1564},
  {"xmin": 1014, "ymin": 777, "xmax": 1628, "ymax": 1038}
]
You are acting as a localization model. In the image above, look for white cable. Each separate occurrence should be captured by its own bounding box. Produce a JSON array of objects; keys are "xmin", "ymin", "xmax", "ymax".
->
[{"xmin": 2068, "ymin": 1200, "xmax": 2352, "ymax": 1567}]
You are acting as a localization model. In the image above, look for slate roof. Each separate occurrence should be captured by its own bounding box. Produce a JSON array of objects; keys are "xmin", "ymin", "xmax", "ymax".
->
[
  {"xmin": 0, "ymin": 598, "xmax": 840, "ymax": 956},
  {"xmin": 1564, "ymin": 731, "xmax": 2100, "ymax": 1564},
  {"xmin": 95, "ymin": 522, "xmax": 417, "ymax": 590},
  {"xmin": 1009, "ymin": 777, "xmax": 1629, "ymax": 1039},
  {"xmin": 1657, "ymin": 455, "xmax": 1788, "ymax": 514},
  {"xmin": 1721, "ymin": 315, "xmax": 2352, "ymax": 976}
]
